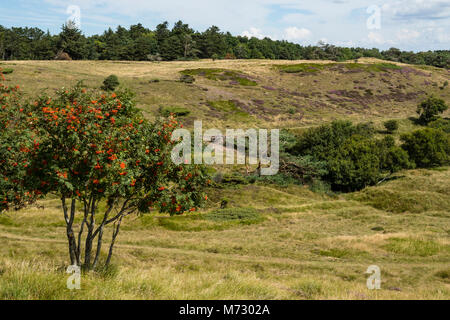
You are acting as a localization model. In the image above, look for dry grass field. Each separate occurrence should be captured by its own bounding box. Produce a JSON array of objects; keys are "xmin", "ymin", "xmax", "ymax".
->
[
  {"xmin": 0, "ymin": 168, "xmax": 449, "ymax": 299},
  {"xmin": 0, "ymin": 59, "xmax": 449, "ymax": 300}
]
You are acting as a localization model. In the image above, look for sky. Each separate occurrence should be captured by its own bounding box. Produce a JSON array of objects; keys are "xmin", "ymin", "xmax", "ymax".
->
[{"xmin": 0, "ymin": 0, "xmax": 449, "ymax": 51}]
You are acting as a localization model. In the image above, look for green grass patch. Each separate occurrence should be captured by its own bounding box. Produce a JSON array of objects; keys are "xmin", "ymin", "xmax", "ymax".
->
[
  {"xmin": 155, "ymin": 208, "xmax": 264, "ymax": 232},
  {"xmin": 274, "ymin": 62, "xmax": 402, "ymax": 74},
  {"xmin": 207, "ymin": 100, "xmax": 251, "ymax": 121},
  {"xmin": 0, "ymin": 215, "xmax": 19, "ymax": 227},
  {"xmin": 274, "ymin": 63, "xmax": 329, "ymax": 74},
  {"xmin": 180, "ymin": 68, "xmax": 257, "ymax": 86},
  {"xmin": 383, "ymin": 238, "xmax": 446, "ymax": 257},
  {"xmin": 293, "ymin": 280, "xmax": 323, "ymax": 299},
  {"xmin": 344, "ymin": 63, "xmax": 402, "ymax": 72},
  {"xmin": 316, "ymin": 248, "xmax": 365, "ymax": 259},
  {"xmin": 204, "ymin": 207, "xmax": 262, "ymax": 223},
  {"xmin": 350, "ymin": 188, "xmax": 450, "ymax": 213}
]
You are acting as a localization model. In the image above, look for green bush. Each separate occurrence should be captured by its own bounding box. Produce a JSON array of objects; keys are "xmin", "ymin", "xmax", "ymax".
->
[
  {"xmin": 416, "ymin": 96, "xmax": 448, "ymax": 124},
  {"xmin": 378, "ymin": 136, "xmax": 412, "ymax": 173},
  {"xmin": 384, "ymin": 120, "xmax": 399, "ymax": 133},
  {"xmin": 286, "ymin": 121, "xmax": 410, "ymax": 192},
  {"xmin": 401, "ymin": 128, "xmax": 450, "ymax": 168},
  {"xmin": 288, "ymin": 120, "xmax": 375, "ymax": 161},
  {"xmin": 220, "ymin": 173, "xmax": 248, "ymax": 185},
  {"xmin": 327, "ymin": 136, "xmax": 383, "ymax": 192},
  {"xmin": 0, "ymin": 68, "xmax": 13, "ymax": 75},
  {"xmin": 101, "ymin": 75, "xmax": 120, "ymax": 91},
  {"xmin": 159, "ymin": 106, "xmax": 191, "ymax": 117},
  {"xmin": 428, "ymin": 118, "xmax": 450, "ymax": 133}
]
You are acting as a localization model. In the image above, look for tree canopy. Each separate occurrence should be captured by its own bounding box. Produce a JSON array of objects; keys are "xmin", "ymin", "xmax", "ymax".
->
[
  {"xmin": 0, "ymin": 72, "xmax": 210, "ymax": 269},
  {"xmin": 0, "ymin": 22, "xmax": 448, "ymax": 68}
]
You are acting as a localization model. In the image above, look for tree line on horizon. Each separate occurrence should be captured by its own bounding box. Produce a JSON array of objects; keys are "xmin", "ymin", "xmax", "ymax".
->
[{"xmin": 0, "ymin": 21, "xmax": 449, "ymax": 68}]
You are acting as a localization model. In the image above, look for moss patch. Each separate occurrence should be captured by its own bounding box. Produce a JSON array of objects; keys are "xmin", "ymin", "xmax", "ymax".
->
[
  {"xmin": 274, "ymin": 62, "xmax": 402, "ymax": 74},
  {"xmin": 181, "ymin": 68, "xmax": 257, "ymax": 86}
]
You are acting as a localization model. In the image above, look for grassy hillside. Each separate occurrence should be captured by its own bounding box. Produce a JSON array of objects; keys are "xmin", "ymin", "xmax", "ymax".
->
[
  {"xmin": 0, "ymin": 59, "xmax": 449, "ymax": 300},
  {"xmin": 2, "ymin": 58, "xmax": 449, "ymax": 129}
]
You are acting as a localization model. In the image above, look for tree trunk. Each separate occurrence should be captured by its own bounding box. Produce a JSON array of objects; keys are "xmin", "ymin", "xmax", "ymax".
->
[
  {"xmin": 62, "ymin": 197, "xmax": 78, "ymax": 266},
  {"xmin": 105, "ymin": 216, "xmax": 123, "ymax": 267},
  {"xmin": 84, "ymin": 198, "xmax": 96, "ymax": 270},
  {"xmin": 92, "ymin": 228, "xmax": 103, "ymax": 269}
]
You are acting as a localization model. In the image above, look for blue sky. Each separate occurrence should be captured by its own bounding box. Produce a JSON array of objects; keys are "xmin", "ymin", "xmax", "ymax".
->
[{"xmin": 1, "ymin": 0, "xmax": 449, "ymax": 51}]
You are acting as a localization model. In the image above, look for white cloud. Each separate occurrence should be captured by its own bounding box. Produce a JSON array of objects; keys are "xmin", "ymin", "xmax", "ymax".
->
[
  {"xmin": 281, "ymin": 13, "xmax": 310, "ymax": 24},
  {"xmin": 383, "ymin": 0, "xmax": 450, "ymax": 21},
  {"xmin": 396, "ymin": 29, "xmax": 421, "ymax": 41},
  {"xmin": 434, "ymin": 28, "xmax": 450, "ymax": 43},
  {"xmin": 283, "ymin": 27, "xmax": 311, "ymax": 41},
  {"xmin": 367, "ymin": 32, "xmax": 386, "ymax": 45},
  {"xmin": 241, "ymin": 27, "xmax": 271, "ymax": 40}
]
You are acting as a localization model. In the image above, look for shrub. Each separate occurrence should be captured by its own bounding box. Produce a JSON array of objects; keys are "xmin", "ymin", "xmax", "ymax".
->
[
  {"xmin": 286, "ymin": 121, "xmax": 410, "ymax": 192},
  {"xmin": 220, "ymin": 173, "xmax": 248, "ymax": 185},
  {"xmin": 428, "ymin": 118, "xmax": 450, "ymax": 133},
  {"xmin": 416, "ymin": 95, "xmax": 448, "ymax": 124},
  {"xmin": 401, "ymin": 128, "xmax": 450, "ymax": 168},
  {"xmin": 384, "ymin": 120, "xmax": 399, "ymax": 133},
  {"xmin": 101, "ymin": 75, "xmax": 120, "ymax": 91},
  {"xmin": 278, "ymin": 155, "xmax": 328, "ymax": 185},
  {"xmin": 0, "ymin": 81, "xmax": 36, "ymax": 212},
  {"xmin": 1, "ymin": 81, "xmax": 210, "ymax": 270},
  {"xmin": 288, "ymin": 120, "xmax": 375, "ymax": 161},
  {"xmin": 159, "ymin": 106, "xmax": 191, "ymax": 117},
  {"xmin": 180, "ymin": 74, "xmax": 195, "ymax": 84},
  {"xmin": 220, "ymin": 198, "xmax": 229, "ymax": 209},
  {"xmin": 327, "ymin": 136, "xmax": 383, "ymax": 192},
  {"xmin": 0, "ymin": 68, "xmax": 13, "ymax": 75}
]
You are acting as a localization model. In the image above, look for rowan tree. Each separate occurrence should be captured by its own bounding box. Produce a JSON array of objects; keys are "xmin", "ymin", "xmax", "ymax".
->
[
  {"xmin": 1, "ymin": 78, "xmax": 209, "ymax": 270},
  {"xmin": 0, "ymin": 70, "xmax": 38, "ymax": 213}
]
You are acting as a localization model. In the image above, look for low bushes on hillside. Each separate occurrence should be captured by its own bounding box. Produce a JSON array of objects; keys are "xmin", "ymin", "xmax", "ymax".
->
[
  {"xmin": 274, "ymin": 63, "xmax": 403, "ymax": 74},
  {"xmin": 428, "ymin": 118, "xmax": 450, "ymax": 133},
  {"xmin": 181, "ymin": 69, "xmax": 257, "ymax": 86},
  {"xmin": 101, "ymin": 74, "xmax": 120, "ymax": 91},
  {"xmin": 384, "ymin": 120, "xmax": 399, "ymax": 133},
  {"xmin": 284, "ymin": 121, "xmax": 411, "ymax": 192},
  {"xmin": 416, "ymin": 96, "xmax": 448, "ymax": 125},
  {"xmin": 159, "ymin": 106, "xmax": 191, "ymax": 117},
  {"xmin": 0, "ymin": 68, "xmax": 13, "ymax": 74},
  {"xmin": 401, "ymin": 128, "xmax": 450, "ymax": 168}
]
